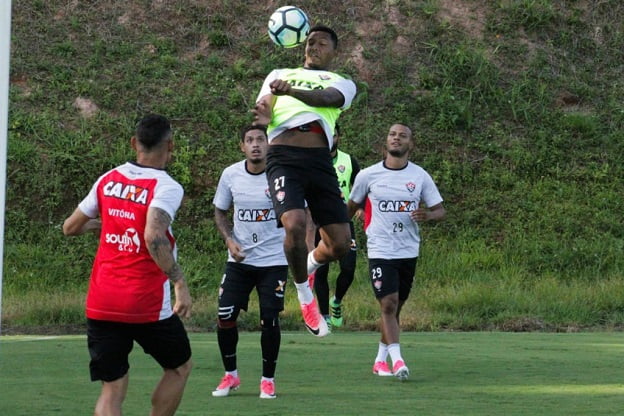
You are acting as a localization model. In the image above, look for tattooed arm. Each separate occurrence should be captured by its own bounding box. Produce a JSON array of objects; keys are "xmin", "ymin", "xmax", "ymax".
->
[
  {"xmin": 214, "ymin": 207, "xmax": 246, "ymax": 262},
  {"xmin": 145, "ymin": 206, "xmax": 192, "ymax": 318}
]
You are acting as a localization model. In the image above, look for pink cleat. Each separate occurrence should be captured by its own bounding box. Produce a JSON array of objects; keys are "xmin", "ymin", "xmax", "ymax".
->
[
  {"xmin": 392, "ymin": 360, "xmax": 409, "ymax": 381},
  {"xmin": 260, "ymin": 379, "xmax": 276, "ymax": 399},
  {"xmin": 300, "ymin": 298, "xmax": 329, "ymax": 337},
  {"xmin": 212, "ymin": 374, "xmax": 241, "ymax": 397},
  {"xmin": 372, "ymin": 361, "xmax": 393, "ymax": 376}
]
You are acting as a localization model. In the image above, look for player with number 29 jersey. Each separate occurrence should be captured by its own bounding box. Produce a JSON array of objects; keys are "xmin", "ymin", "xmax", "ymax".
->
[{"xmin": 349, "ymin": 161, "xmax": 443, "ymax": 260}]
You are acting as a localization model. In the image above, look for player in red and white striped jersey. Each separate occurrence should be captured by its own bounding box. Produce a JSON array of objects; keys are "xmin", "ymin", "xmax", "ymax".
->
[{"xmin": 63, "ymin": 114, "xmax": 192, "ymax": 416}]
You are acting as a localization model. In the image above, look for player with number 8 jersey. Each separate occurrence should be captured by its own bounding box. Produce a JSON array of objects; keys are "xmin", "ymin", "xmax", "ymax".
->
[
  {"xmin": 213, "ymin": 156, "xmax": 285, "ymax": 267},
  {"xmin": 212, "ymin": 125, "xmax": 289, "ymax": 399}
]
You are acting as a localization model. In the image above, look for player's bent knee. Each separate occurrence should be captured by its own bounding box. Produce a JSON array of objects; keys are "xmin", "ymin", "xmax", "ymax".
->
[
  {"xmin": 260, "ymin": 312, "xmax": 280, "ymax": 329},
  {"xmin": 380, "ymin": 296, "xmax": 399, "ymax": 314},
  {"xmin": 217, "ymin": 318, "xmax": 237, "ymax": 329},
  {"xmin": 281, "ymin": 211, "xmax": 307, "ymax": 235},
  {"xmin": 217, "ymin": 304, "xmax": 240, "ymax": 328},
  {"xmin": 333, "ymin": 240, "xmax": 351, "ymax": 259},
  {"xmin": 163, "ymin": 359, "xmax": 192, "ymax": 382},
  {"xmin": 174, "ymin": 358, "xmax": 193, "ymax": 378}
]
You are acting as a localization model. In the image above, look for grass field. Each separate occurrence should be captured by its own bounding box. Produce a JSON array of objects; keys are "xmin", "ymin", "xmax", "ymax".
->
[{"xmin": 2, "ymin": 331, "xmax": 624, "ymax": 415}]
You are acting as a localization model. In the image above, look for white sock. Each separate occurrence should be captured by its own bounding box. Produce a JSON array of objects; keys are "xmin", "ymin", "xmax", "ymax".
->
[
  {"xmin": 374, "ymin": 342, "xmax": 388, "ymax": 363},
  {"xmin": 387, "ymin": 343, "xmax": 403, "ymax": 365},
  {"xmin": 226, "ymin": 370, "xmax": 238, "ymax": 377},
  {"xmin": 295, "ymin": 281, "xmax": 314, "ymax": 304},
  {"xmin": 307, "ymin": 250, "xmax": 322, "ymax": 275},
  {"xmin": 261, "ymin": 376, "xmax": 274, "ymax": 382}
]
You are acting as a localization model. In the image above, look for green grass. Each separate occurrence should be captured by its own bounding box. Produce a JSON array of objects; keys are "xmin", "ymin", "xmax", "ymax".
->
[
  {"xmin": 5, "ymin": 268, "xmax": 624, "ymax": 332},
  {"xmin": 2, "ymin": 332, "xmax": 624, "ymax": 415}
]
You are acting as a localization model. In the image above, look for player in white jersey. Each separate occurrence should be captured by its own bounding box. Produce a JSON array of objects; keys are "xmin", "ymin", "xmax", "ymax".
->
[
  {"xmin": 212, "ymin": 126, "xmax": 287, "ymax": 399},
  {"xmin": 348, "ymin": 123, "xmax": 446, "ymax": 381},
  {"xmin": 252, "ymin": 25, "xmax": 357, "ymax": 338}
]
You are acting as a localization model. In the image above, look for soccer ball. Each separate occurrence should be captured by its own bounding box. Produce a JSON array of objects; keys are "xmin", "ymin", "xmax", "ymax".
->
[{"xmin": 267, "ymin": 6, "xmax": 310, "ymax": 48}]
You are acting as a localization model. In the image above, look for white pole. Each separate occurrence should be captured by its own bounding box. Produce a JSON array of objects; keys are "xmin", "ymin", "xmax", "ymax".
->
[{"xmin": 0, "ymin": 1, "xmax": 13, "ymax": 335}]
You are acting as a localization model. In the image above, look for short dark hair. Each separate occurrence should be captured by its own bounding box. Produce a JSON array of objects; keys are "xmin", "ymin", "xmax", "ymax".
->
[
  {"xmin": 136, "ymin": 114, "xmax": 171, "ymax": 149},
  {"xmin": 395, "ymin": 122, "xmax": 413, "ymax": 136},
  {"xmin": 240, "ymin": 125, "xmax": 267, "ymax": 142},
  {"xmin": 309, "ymin": 25, "xmax": 338, "ymax": 48}
]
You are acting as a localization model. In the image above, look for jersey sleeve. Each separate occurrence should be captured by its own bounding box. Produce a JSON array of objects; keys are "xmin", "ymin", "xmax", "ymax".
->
[
  {"xmin": 77, "ymin": 179, "xmax": 101, "ymax": 219},
  {"xmin": 256, "ymin": 69, "xmax": 280, "ymax": 102},
  {"xmin": 349, "ymin": 169, "xmax": 368, "ymax": 205},
  {"xmin": 332, "ymin": 78, "xmax": 356, "ymax": 110},
  {"xmin": 213, "ymin": 168, "xmax": 233, "ymax": 211},
  {"xmin": 150, "ymin": 179, "xmax": 184, "ymax": 221},
  {"xmin": 421, "ymin": 171, "xmax": 443, "ymax": 207}
]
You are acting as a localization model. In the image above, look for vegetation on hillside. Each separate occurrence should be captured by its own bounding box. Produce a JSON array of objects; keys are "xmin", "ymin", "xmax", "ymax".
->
[{"xmin": 5, "ymin": 0, "xmax": 624, "ymax": 331}]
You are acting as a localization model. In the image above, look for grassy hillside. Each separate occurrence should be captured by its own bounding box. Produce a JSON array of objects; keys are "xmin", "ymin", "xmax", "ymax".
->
[{"xmin": 4, "ymin": 0, "xmax": 624, "ymax": 331}]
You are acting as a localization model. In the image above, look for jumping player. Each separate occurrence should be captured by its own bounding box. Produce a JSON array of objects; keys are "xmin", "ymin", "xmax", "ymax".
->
[{"xmin": 252, "ymin": 25, "xmax": 357, "ymax": 337}]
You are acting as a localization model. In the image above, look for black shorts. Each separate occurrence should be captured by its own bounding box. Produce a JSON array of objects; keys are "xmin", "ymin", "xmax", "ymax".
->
[
  {"xmin": 266, "ymin": 145, "xmax": 349, "ymax": 227},
  {"xmin": 368, "ymin": 258, "xmax": 418, "ymax": 301},
  {"xmin": 218, "ymin": 262, "xmax": 288, "ymax": 313},
  {"xmin": 87, "ymin": 315, "xmax": 191, "ymax": 382}
]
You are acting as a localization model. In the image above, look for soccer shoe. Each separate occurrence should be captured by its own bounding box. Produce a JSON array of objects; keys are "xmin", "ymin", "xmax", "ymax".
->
[
  {"xmin": 307, "ymin": 271, "xmax": 315, "ymax": 290},
  {"xmin": 212, "ymin": 374, "xmax": 241, "ymax": 397},
  {"xmin": 329, "ymin": 298, "xmax": 343, "ymax": 327},
  {"xmin": 372, "ymin": 361, "xmax": 393, "ymax": 377},
  {"xmin": 259, "ymin": 379, "xmax": 276, "ymax": 399},
  {"xmin": 300, "ymin": 298, "xmax": 329, "ymax": 337},
  {"xmin": 393, "ymin": 360, "xmax": 410, "ymax": 381},
  {"xmin": 324, "ymin": 315, "xmax": 332, "ymax": 332}
]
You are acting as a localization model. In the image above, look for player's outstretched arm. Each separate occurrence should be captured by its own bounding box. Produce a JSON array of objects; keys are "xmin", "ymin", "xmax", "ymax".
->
[{"xmin": 62, "ymin": 208, "xmax": 101, "ymax": 236}]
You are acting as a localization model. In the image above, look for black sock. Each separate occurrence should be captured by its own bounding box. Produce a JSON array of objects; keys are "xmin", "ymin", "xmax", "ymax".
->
[
  {"xmin": 217, "ymin": 326, "xmax": 238, "ymax": 372},
  {"xmin": 261, "ymin": 324, "xmax": 281, "ymax": 378}
]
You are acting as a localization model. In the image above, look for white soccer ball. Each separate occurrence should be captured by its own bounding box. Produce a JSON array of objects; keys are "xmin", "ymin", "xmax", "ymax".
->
[{"xmin": 267, "ymin": 6, "xmax": 310, "ymax": 48}]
